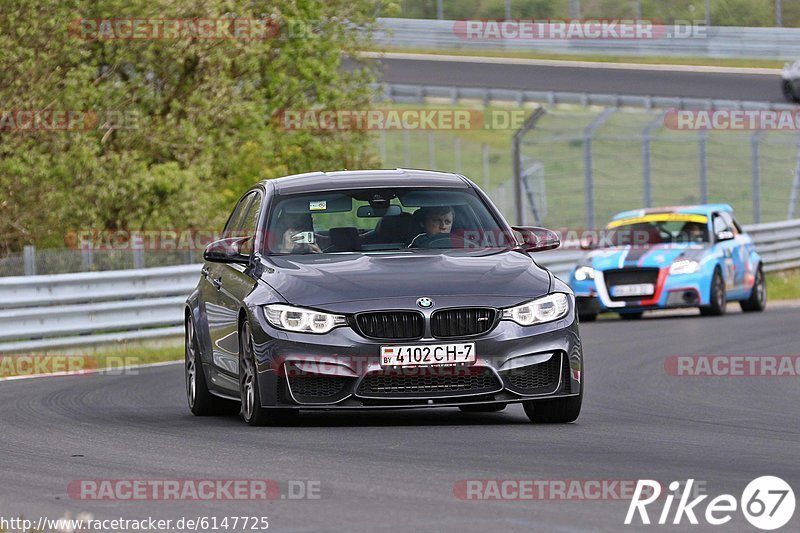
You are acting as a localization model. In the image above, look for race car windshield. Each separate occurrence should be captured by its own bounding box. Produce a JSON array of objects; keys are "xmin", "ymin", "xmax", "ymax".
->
[
  {"xmin": 606, "ymin": 215, "xmax": 710, "ymax": 246},
  {"xmin": 265, "ymin": 188, "xmax": 515, "ymax": 254}
]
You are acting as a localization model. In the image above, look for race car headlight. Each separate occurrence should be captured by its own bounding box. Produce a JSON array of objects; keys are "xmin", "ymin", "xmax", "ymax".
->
[
  {"xmin": 502, "ymin": 293, "xmax": 570, "ymax": 326},
  {"xmin": 574, "ymin": 266, "xmax": 596, "ymax": 281},
  {"xmin": 264, "ymin": 304, "xmax": 347, "ymax": 334},
  {"xmin": 669, "ymin": 259, "xmax": 699, "ymax": 275}
]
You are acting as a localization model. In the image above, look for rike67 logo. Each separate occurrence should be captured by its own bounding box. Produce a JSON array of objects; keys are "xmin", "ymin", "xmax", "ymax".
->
[{"xmin": 625, "ymin": 477, "xmax": 795, "ymax": 530}]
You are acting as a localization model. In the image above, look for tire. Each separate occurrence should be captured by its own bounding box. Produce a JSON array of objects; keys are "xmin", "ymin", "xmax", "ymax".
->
[
  {"xmin": 459, "ymin": 403, "xmax": 507, "ymax": 413},
  {"xmin": 185, "ymin": 315, "xmax": 229, "ymax": 416},
  {"xmin": 740, "ymin": 265, "xmax": 767, "ymax": 312},
  {"xmin": 239, "ymin": 321, "xmax": 298, "ymax": 427},
  {"xmin": 700, "ymin": 269, "xmax": 727, "ymax": 316},
  {"xmin": 523, "ymin": 366, "xmax": 583, "ymax": 424},
  {"xmin": 579, "ymin": 312, "xmax": 598, "ymax": 322},
  {"xmin": 618, "ymin": 312, "xmax": 643, "ymax": 320}
]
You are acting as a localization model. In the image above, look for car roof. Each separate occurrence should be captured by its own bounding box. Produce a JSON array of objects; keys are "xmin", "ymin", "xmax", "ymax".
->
[
  {"xmin": 262, "ymin": 169, "xmax": 470, "ymax": 195},
  {"xmin": 611, "ymin": 204, "xmax": 733, "ymax": 220}
]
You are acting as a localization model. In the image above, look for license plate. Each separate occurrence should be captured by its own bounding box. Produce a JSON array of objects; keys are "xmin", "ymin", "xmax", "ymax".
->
[
  {"xmin": 380, "ymin": 343, "xmax": 475, "ymax": 367},
  {"xmin": 611, "ymin": 283, "xmax": 654, "ymax": 297}
]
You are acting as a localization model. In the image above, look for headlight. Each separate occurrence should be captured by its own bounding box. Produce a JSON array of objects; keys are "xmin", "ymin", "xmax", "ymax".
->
[
  {"xmin": 264, "ymin": 304, "xmax": 347, "ymax": 334},
  {"xmin": 574, "ymin": 266, "xmax": 595, "ymax": 281},
  {"xmin": 502, "ymin": 293, "xmax": 570, "ymax": 326},
  {"xmin": 669, "ymin": 259, "xmax": 699, "ymax": 275}
]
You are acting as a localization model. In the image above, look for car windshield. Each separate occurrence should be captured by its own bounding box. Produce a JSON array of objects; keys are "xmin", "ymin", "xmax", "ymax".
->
[
  {"xmin": 265, "ymin": 187, "xmax": 514, "ymax": 254},
  {"xmin": 606, "ymin": 214, "xmax": 710, "ymax": 245}
]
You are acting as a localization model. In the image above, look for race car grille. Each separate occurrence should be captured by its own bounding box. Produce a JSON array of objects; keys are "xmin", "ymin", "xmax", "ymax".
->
[
  {"xmin": 286, "ymin": 367, "xmax": 352, "ymax": 404},
  {"xmin": 431, "ymin": 308, "xmax": 497, "ymax": 338},
  {"xmin": 354, "ymin": 311, "xmax": 424, "ymax": 340},
  {"xmin": 355, "ymin": 367, "xmax": 501, "ymax": 398},
  {"xmin": 603, "ymin": 268, "xmax": 660, "ymax": 301},
  {"xmin": 502, "ymin": 353, "xmax": 562, "ymax": 395}
]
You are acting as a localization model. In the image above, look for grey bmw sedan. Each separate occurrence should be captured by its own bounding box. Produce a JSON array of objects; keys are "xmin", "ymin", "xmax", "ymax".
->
[{"xmin": 185, "ymin": 169, "xmax": 583, "ymax": 425}]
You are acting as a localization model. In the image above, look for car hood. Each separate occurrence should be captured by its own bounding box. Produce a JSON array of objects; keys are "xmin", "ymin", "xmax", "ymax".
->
[
  {"xmin": 585, "ymin": 243, "xmax": 709, "ymax": 271},
  {"xmin": 258, "ymin": 250, "xmax": 551, "ymax": 306}
]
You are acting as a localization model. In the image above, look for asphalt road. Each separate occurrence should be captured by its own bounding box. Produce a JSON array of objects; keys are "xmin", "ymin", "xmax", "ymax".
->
[
  {"xmin": 357, "ymin": 55, "xmax": 786, "ymax": 102},
  {"xmin": 1, "ymin": 304, "xmax": 799, "ymax": 532}
]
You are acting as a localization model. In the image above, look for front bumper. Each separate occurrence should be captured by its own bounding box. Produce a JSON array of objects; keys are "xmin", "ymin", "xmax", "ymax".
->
[
  {"xmin": 572, "ymin": 268, "xmax": 709, "ymax": 313},
  {"xmin": 249, "ymin": 304, "xmax": 582, "ymax": 409}
]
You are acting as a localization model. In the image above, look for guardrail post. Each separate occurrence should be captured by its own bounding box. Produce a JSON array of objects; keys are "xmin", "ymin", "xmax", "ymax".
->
[
  {"xmin": 133, "ymin": 248, "xmax": 145, "ymax": 269},
  {"xmin": 699, "ymin": 130, "xmax": 708, "ymax": 204},
  {"xmin": 23, "ymin": 245, "xmax": 36, "ymax": 276},
  {"xmin": 751, "ymin": 130, "xmax": 763, "ymax": 223}
]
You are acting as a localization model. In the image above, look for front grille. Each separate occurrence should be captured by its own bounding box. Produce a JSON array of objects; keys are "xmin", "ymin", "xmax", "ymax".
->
[
  {"xmin": 286, "ymin": 367, "xmax": 352, "ymax": 404},
  {"xmin": 354, "ymin": 311, "xmax": 424, "ymax": 340},
  {"xmin": 502, "ymin": 353, "xmax": 562, "ymax": 395},
  {"xmin": 431, "ymin": 308, "xmax": 497, "ymax": 338},
  {"xmin": 603, "ymin": 268, "xmax": 659, "ymax": 301},
  {"xmin": 356, "ymin": 366, "xmax": 501, "ymax": 398}
]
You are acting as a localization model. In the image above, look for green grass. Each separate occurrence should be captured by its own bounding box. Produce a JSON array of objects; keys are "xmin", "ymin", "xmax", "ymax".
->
[
  {"xmin": 367, "ymin": 46, "xmax": 785, "ymax": 70},
  {"xmin": 375, "ymin": 103, "xmax": 800, "ymax": 227},
  {"xmin": 0, "ymin": 339, "xmax": 183, "ymax": 378},
  {"xmin": 766, "ymin": 269, "xmax": 800, "ymax": 300}
]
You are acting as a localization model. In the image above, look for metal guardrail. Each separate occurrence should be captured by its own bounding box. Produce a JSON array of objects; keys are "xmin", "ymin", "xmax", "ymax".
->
[
  {"xmin": 0, "ymin": 219, "xmax": 797, "ymax": 352},
  {"xmin": 377, "ymin": 83, "xmax": 798, "ymax": 111},
  {"xmin": 375, "ymin": 18, "xmax": 800, "ymax": 60}
]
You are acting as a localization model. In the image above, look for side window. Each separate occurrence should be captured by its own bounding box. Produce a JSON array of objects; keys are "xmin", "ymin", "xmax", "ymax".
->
[
  {"xmin": 239, "ymin": 192, "xmax": 263, "ymax": 256},
  {"xmin": 712, "ymin": 214, "xmax": 731, "ymax": 237},
  {"xmin": 222, "ymin": 193, "xmax": 254, "ymax": 238},
  {"xmin": 721, "ymin": 212, "xmax": 741, "ymax": 235}
]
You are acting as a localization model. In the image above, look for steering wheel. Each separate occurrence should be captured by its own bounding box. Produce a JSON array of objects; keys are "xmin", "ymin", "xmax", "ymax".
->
[{"xmin": 408, "ymin": 233, "xmax": 480, "ymax": 249}]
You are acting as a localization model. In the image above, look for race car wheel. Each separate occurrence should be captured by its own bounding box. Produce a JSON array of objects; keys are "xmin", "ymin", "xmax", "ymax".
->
[
  {"xmin": 186, "ymin": 315, "xmax": 230, "ymax": 416},
  {"xmin": 240, "ymin": 321, "xmax": 299, "ymax": 427},
  {"xmin": 740, "ymin": 265, "xmax": 767, "ymax": 312},
  {"xmin": 523, "ymin": 387, "xmax": 582, "ymax": 424},
  {"xmin": 618, "ymin": 312, "xmax": 643, "ymax": 320},
  {"xmin": 700, "ymin": 269, "xmax": 727, "ymax": 316},
  {"xmin": 459, "ymin": 403, "xmax": 507, "ymax": 413}
]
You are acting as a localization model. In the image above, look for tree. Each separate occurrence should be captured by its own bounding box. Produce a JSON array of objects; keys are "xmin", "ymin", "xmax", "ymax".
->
[{"xmin": 0, "ymin": 0, "xmax": 392, "ymax": 253}]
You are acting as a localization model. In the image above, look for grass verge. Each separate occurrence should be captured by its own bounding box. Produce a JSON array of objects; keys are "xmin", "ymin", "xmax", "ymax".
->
[
  {"xmin": 367, "ymin": 47, "xmax": 785, "ymax": 70},
  {"xmin": 0, "ymin": 338, "xmax": 183, "ymax": 379},
  {"xmin": 766, "ymin": 268, "xmax": 800, "ymax": 301}
]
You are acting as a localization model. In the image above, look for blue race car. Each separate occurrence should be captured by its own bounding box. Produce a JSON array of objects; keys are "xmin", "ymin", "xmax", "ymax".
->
[{"xmin": 570, "ymin": 205, "xmax": 766, "ymax": 320}]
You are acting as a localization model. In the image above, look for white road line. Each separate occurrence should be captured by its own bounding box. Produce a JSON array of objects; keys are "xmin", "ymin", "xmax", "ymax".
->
[
  {"xmin": 360, "ymin": 51, "xmax": 782, "ymax": 76},
  {"xmin": 0, "ymin": 359, "xmax": 182, "ymax": 382}
]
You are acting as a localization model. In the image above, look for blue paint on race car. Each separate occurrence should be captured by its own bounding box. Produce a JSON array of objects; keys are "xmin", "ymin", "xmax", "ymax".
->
[{"xmin": 569, "ymin": 204, "xmax": 765, "ymax": 318}]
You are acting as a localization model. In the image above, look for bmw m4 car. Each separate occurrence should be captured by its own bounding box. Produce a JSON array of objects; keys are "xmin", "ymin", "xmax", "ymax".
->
[
  {"xmin": 570, "ymin": 205, "xmax": 766, "ymax": 321},
  {"xmin": 185, "ymin": 169, "xmax": 583, "ymax": 426}
]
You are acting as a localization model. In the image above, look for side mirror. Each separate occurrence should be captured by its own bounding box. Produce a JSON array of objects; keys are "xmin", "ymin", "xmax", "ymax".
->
[
  {"xmin": 203, "ymin": 236, "xmax": 252, "ymax": 264},
  {"xmin": 715, "ymin": 230, "xmax": 735, "ymax": 242},
  {"xmin": 512, "ymin": 226, "xmax": 561, "ymax": 252}
]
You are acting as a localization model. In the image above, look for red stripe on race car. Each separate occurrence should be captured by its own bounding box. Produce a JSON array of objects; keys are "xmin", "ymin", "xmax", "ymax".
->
[{"xmin": 638, "ymin": 267, "xmax": 669, "ymax": 307}]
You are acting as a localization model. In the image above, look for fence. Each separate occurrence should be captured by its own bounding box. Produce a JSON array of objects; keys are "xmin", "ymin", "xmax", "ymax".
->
[
  {"xmin": 375, "ymin": 18, "xmax": 800, "ymax": 60},
  {"xmin": 1, "ymin": 217, "xmax": 798, "ymax": 352}
]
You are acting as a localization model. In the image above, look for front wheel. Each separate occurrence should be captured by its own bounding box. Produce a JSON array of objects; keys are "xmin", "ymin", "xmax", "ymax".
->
[
  {"xmin": 239, "ymin": 321, "xmax": 298, "ymax": 426},
  {"xmin": 740, "ymin": 266, "xmax": 767, "ymax": 312},
  {"xmin": 700, "ymin": 269, "xmax": 727, "ymax": 316}
]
